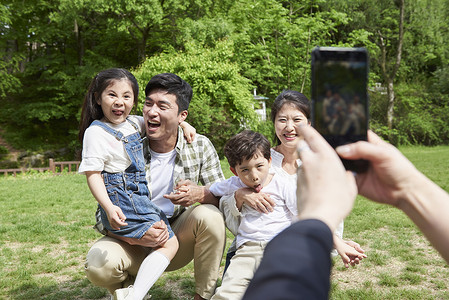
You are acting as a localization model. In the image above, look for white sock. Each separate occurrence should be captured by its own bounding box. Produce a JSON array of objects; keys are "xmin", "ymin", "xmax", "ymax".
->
[{"xmin": 133, "ymin": 251, "xmax": 170, "ymax": 300}]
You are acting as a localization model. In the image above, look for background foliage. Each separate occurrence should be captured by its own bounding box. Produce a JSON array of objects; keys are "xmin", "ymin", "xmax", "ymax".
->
[{"xmin": 1, "ymin": 0, "xmax": 448, "ymax": 159}]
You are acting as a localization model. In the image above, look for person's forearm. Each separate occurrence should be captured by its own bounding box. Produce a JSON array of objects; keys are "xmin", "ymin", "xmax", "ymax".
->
[
  {"xmin": 86, "ymin": 172, "xmax": 114, "ymax": 212},
  {"xmin": 399, "ymin": 173, "xmax": 449, "ymax": 263},
  {"xmin": 234, "ymin": 189, "xmax": 245, "ymax": 211},
  {"xmin": 333, "ymin": 234, "xmax": 345, "ymax": 251},
  {"xmin": 199, "ymin": 186, "xmax": 219, "ymax": 207},
  {"xmin": 219, "ymin": 193, "xmax": 241, "ymax": 236}
]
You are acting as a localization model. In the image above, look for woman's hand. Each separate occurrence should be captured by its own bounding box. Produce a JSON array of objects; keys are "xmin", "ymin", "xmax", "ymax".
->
[
  {"xmin": 344, "ymin": 240, "xmax": 365, "ymax": 254},
  {"xmin": 334, "ymin": 236, "xmax": 367, "ymax": 268}
]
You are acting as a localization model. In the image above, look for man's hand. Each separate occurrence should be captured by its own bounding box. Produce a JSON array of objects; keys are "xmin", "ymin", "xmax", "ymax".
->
[
  {"xmin": 164, "ymin": 180, "xmax": 211, "ymax": 206},
  {"xmin": 109, "ymin": 220, "xmax": 169, "ymax": 248}
]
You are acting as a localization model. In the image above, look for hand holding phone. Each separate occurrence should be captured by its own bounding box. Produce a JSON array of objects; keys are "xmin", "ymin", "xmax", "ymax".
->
[{"xmin": 311, "ymin": 47, "xmax": 369, "ymax": 173}]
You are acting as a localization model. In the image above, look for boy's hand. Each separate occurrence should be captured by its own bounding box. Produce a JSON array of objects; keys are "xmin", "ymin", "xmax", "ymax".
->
[
  {"xmin": 106, "ymin": 205, "xmax": 128, "ymax": 230},
  {"xmin": 235, "ymin": 188, "xmax": 275, "ymax": 213}
]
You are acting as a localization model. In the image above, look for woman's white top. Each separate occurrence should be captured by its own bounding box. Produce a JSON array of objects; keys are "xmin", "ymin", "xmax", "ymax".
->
[{"xmin": 269, "ymin": 147, "xmax": 301, "ymax": 185}]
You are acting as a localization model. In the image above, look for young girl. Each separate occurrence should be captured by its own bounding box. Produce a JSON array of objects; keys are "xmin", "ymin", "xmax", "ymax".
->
[{"xmin": 78, "ymin": 68, "xmax": 179, "ymax": 300}]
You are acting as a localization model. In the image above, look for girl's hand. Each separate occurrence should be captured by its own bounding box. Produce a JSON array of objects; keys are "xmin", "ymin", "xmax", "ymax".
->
[
  {"xmin": 106, "ymin": 205, "xmax": 128, "ymax": 230},
  {"xmin": 180, "ymin": 121, "xmax": 196, "ymax": 143}
]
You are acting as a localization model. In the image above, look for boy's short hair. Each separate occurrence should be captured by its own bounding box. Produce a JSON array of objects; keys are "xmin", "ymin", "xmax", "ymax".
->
[{"xmin": 224, "ymin": 130, "xmax": 271, "ymax": 168}]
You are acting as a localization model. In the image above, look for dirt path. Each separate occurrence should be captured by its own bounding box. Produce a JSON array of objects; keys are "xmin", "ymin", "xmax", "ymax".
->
[{"xmin": 0, "ymin": 129, "xmax": 20, "ymax": 160}]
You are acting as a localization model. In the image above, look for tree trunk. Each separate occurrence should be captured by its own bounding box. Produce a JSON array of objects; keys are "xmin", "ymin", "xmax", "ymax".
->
[
  {"xmin": 386, "ymin": 80, "xmax": 395, "ymax": 130},
  {"xmin": 378, "ymin": 0, "xmax": 405, "ymax": 138},
  {"xmin": 74, "ymin": 19, "xmax": 84, "ymax": 66}
]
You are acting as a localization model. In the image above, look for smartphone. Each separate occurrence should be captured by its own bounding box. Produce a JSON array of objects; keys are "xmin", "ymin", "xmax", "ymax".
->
[{"xmin": 311, "ymin": 47, "xmax": 369, "ymax": 173}]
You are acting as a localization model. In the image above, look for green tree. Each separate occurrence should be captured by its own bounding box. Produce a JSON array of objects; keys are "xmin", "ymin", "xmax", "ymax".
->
[
  {"xmin": 0, "ymin": 4, "xmax": 22, "ymax": 98},
  {"xmin": 324, "ymin": 0, "xmax": 405, "ymax": 134},
  {"xmin": 227, "ymin": 0, "xmax": 371, "ymax": 101},
  {"xmin": 91, "ymin": 0, "xmax": 163, "ymax": 63},
  {"xmin": 0, "ymin": 0, "xmax": 122, "ymax": 153},
  {"xmin": 1, "ymin": 0, "xmax": 449, "ymax": 158},
  {"xmin": 403, "ymin": 0, "xmax": 449, "ymax": 79}
]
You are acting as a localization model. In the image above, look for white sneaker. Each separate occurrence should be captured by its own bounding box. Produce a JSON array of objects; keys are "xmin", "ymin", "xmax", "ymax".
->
[
  {"xmin": 113, "ymin": 286, "xmax": 134, "ymax": 300},
  {"xmin": 113, "ymin": 286, "xmax": 152, "ymax": 300}
]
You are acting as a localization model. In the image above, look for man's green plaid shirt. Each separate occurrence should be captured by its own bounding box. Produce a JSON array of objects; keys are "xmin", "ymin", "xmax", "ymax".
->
[{"xmin": 143, "ymin": 127, "xmax": 225, "ymax": 218}]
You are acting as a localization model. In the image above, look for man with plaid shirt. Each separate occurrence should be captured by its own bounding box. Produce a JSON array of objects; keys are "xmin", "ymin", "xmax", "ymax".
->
[{"xmin": 85, "ymin": 73, "xmax": 226, "ymax": 300}]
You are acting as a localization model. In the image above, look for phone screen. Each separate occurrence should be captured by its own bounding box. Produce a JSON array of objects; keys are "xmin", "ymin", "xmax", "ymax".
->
[{"xmin": 311, "ymin": 47, "xmax": 369, "ymax": 172}]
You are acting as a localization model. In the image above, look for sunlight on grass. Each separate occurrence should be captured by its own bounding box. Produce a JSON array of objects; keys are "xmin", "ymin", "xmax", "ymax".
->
[{"xmin": 1, "ymin": 146, "xmax": 449, "ymax": 299}]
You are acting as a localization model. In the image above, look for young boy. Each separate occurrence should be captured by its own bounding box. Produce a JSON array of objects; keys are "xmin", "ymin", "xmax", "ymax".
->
[{"xmin": 210, "ymin": 130, "xmax": 297, "ymax": 300}]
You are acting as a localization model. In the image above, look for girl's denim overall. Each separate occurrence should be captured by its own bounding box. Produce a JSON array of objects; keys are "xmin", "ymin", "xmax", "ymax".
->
[{"xmin": 91, "ymin": 119, "xmax": 174, "ymax": 239}]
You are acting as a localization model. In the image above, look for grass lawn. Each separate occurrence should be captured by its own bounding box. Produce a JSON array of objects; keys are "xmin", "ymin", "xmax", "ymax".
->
[{"xmin": 0, "ymin": 146, "xmax": 448, "ymax": 299}]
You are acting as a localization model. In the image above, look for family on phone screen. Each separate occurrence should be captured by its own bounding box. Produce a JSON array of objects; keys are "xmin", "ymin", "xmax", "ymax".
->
[{"xmin": 322, "ymin": 89, "xmax": 366, "ymax": 136}]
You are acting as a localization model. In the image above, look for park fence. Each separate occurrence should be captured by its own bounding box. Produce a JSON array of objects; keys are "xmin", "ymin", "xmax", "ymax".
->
[{"xmin": 0, "ymin": 159, "xmax": 80, "ymax": 177}]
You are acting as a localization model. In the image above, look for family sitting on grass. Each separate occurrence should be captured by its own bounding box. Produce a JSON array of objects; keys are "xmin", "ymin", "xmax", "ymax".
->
[{"xmin": 78, "ymin": 69, "xmax": 449, "ymax": 300}]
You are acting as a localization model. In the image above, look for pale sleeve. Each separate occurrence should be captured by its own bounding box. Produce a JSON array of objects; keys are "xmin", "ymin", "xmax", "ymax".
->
[
  {"xmin": 210, "ymin": 176, "xmax": 244, "ymax": 197},
  {"xmin": 285, "ymin": 182, "xmax": 298, "ymax": 217},
  {"xmin": 78, "ymin": 126, "xmax": 108, "ymax": 174},
  {"xmin": 131, "ymin": 115, "xmax": 145, "ymax": 136},
  {"xmin": 334, "ymin": 221, "xmax": 344, "ymax": 239},
  {"xmin": 219, "ymin": 193, "xmax": 241, "ymax": 236}
]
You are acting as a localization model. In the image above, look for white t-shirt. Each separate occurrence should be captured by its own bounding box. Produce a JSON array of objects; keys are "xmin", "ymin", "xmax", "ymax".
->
[
  {"xmin": 212, "ymin": 173, "xmax": 297, "ymax": 248},
  {"xmin": 78, "ymin": 116, "xmax": 144, "ymax": 174},
  {"xmin": 271, "ymin": 148, "xmax": 344, "ymax": 243},
  {"xmin": 149, "ymin": 148, "xmax": 177, "ymax": 217}
]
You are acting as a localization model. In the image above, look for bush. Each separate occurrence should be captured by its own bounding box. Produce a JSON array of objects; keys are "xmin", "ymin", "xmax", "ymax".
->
[
  {"xmin": 252, "ymin": 120, "xmax": 275, "ymax": 146},
  {"xmin": 395, "ymin": 83, "xmax": 449, "ymax": 145},
  {"xmin": 133, "ymin": 40, "xmax": 259, "ymax": 156},
  {"xmin": 369, "ymin": 82, "xmax": 449, "ymax": 146},
  {"xmin": 0, "ymin": 146, "xmax": 8, "ymax": 155},
  {"xmin": 0, "ymin": 160, "xmax": 19, "ymax": 169}
]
